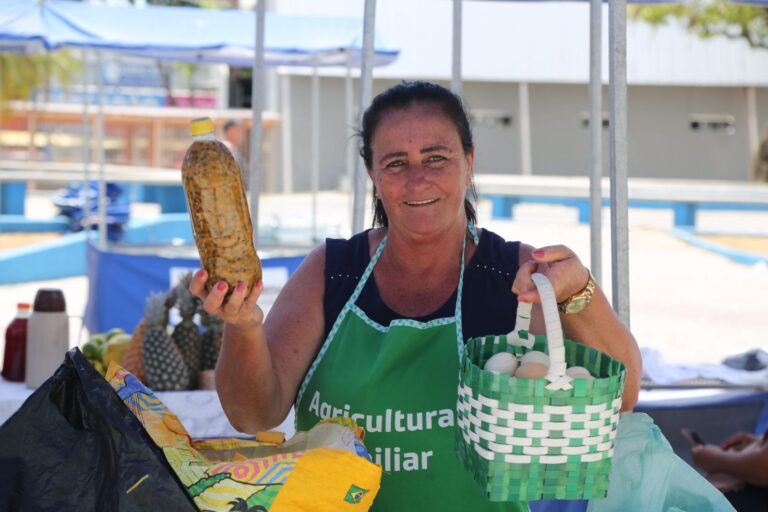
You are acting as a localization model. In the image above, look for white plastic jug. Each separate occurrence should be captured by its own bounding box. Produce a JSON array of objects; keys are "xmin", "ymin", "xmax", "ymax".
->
[{"xmin": 26, "ymin": 288, "xmax": 70, "ymax": 389}]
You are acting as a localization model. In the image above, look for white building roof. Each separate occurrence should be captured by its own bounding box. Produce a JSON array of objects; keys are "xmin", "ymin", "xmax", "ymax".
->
[{"xmin": 275, "ymin": 0, "xmax": 768, "ymax": 86}]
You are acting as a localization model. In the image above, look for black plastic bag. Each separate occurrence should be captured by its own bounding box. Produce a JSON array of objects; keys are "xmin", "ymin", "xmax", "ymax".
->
[{"xmin": 0, "ymin": 348, "xmax": 196, "ymax": 512}]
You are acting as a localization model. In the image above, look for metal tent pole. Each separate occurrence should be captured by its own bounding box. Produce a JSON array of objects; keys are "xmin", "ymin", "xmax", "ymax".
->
[
  {"xmin": 81, "ymin": 50, "xmax": 91, "ymax": 241},
  {"xmin": 250, "ymin": 0, "xmax": 266, "ymax": 245},
  {"xmin": 518, "ymin": 82, "xmax": 532, "ymax": 176},
  {"xmin": 96, "ymin": 51, "xmax": 107, "ymax": 250},
  {"xmin": 745, "ymin": 86, "xmax": 759, "ymax": 180},
  {"xmin": 589, "ymin": 0, "xmax": 603, "ymax": 285},
  {"xmin": 279, "ymin": 73, "xmax": 293, "ymax": 193},
  {"xmin": 345, "ymin": 54, "xmax": 355, "ymax": 216},
  {"xmin": 451, "ymin": 0, "xmax": 463, "ymax": 97},
  {"xmin": 351, "ymin": 0, "xmax": 376, "ymax": 234},
  {"xmin": 311, "ymin": 61, "xmax": 320, "ymax": 241},
  {"xmin": 609, "ymin": 0, "xmax": 630, "ymax": 325}
]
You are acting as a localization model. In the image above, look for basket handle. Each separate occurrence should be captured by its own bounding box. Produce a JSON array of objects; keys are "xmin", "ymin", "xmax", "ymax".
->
[{"xmin": 510, "ymin": 273, "xmax": 571, "ymax": 390}]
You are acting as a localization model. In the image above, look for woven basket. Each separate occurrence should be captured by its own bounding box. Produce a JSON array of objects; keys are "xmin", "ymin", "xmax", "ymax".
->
[{"xmin": 456, "ymin": 273, "xmax": 626, "ymax": 502}]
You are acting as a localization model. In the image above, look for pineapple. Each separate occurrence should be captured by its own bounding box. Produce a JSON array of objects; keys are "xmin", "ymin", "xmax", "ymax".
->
[
  {"xmin": 122, "ymin": 318, "xmax": 147, "ymax": 383},
  {"xmin": 142, "ymin": 291, "xmax": 191, "ymax": 391},
  {"xmin": 172, "ymin": 280, "xmax": 202, "ymax": 385},
  {"xmin": 200, "ymin": 308, "xmax": 224, "ymax": 370}
]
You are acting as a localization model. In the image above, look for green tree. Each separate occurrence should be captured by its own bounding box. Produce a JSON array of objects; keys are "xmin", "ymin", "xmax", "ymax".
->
[
  {"xmin": 0, "ymin": 51, "xmax": 80, "ymax": 110},
  {"xmin": 631, "ymin": 2, "xmax": 768, "ymax": 50}
]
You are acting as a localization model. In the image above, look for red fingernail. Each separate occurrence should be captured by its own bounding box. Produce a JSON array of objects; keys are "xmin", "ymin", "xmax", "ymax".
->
[
  {"xmin": 533, "ymin": 249, "xmax": 544, "ymax": 258},
  {"xmin": 217, "ymin": 281, "xmax": 228, "ymax": 291},
  {"xmin": 236, "ymin": 282, "xmax": 246, "ymax": 293},
  {"xmin": 195, "ymin": 269, "xmax": 206, "ymax": 279}
]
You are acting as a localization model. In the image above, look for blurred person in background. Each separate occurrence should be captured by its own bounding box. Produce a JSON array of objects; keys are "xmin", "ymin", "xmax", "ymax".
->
[
  {"xmin": 222, "ymin": 119, "xmax": 248, "ymax": 189},
  {"xmin": 684, "ymin": 428, "xmax": 768, "ymax": 511}
]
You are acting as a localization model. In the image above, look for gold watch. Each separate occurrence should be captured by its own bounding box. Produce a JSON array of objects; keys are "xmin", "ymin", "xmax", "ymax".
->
[{"xmin": 557, "ymin": 270, "xmax": 596, "ymax": 314}]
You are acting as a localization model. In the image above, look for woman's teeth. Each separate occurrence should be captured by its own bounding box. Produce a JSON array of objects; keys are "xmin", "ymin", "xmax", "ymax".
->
[{"xmin": 405, "ymin": 198, "xmax": 438, "ymax": 206}]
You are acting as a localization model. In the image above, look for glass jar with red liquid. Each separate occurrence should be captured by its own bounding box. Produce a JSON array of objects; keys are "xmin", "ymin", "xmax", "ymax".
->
[{"xmin": 2, "ymin": 303, "xmax": 31, "ymax": 382}]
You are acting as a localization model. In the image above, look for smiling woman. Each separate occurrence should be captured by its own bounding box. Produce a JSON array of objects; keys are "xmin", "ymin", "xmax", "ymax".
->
[
  {"xmin": 189, "ymin": 81, "xmax": 643, "ymax": 512},
  {"xmin": 358, "ymin": 81, "xmax": 478, "ymax": 229},
  {"xmin": 367, "ymin": 102, "xmax": 473, "ymax": 244}
]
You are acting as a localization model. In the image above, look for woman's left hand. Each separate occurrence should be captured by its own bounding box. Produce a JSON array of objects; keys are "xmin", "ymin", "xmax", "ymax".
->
[{"xmin": 512, "ymin": 245, "xmax": 590, "ymax": 304}]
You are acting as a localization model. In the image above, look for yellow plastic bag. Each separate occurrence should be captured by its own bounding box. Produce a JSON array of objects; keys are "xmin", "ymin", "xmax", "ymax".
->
[{"xmin": 106, "ymin": 363, "xmax": 382, "ymax": 511}]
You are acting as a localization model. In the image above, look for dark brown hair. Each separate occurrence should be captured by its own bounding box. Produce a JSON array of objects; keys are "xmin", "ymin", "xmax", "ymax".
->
[{"xmin": 359, "ymin": 81, "xmax": 477, "ymax": 228}]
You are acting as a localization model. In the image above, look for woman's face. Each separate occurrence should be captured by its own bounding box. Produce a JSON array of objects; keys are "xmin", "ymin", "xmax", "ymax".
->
[{"xmin": 368, "ymin": 102, "xmax": 474, "ymax": 239}]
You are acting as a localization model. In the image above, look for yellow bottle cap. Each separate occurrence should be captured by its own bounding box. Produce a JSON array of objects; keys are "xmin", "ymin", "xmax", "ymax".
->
[{"xmin": 189, "ymin": 117, "xmax": 214, "ymax": 137}]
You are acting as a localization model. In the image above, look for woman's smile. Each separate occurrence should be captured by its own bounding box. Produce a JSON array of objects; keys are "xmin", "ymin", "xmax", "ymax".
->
[{"xmin": 403, "ymin": 198, "xmax": 440, "ymax": 207}]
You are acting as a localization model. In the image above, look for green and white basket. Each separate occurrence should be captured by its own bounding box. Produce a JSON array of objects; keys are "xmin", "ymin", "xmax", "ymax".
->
[{"xmin": 456, "ymin": 273, "xmax": 626, "ymax": 502}]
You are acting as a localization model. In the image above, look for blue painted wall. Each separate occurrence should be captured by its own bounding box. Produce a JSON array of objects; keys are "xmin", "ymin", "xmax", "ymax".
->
[{"xmin": 0, "ymin": 216, "xmax": 195, "ymax": 285}]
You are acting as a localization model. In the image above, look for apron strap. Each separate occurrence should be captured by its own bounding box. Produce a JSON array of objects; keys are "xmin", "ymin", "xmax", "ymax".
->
[
  {"xmin": 453, "ymin": 223, "xmax": 472, "ymax": 361},
  {"xmin": 347, "ymin": 234, "xmax": 388, "ymax": 306},
  {"xmin": 296, "ymin": 234, "xmax": 388, "ymax": 405}
]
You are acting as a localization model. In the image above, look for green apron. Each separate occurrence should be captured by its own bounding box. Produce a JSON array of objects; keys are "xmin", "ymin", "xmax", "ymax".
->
[{"xmin": 296, "ymin": 229, "xmax": 527, "ymax": 511}]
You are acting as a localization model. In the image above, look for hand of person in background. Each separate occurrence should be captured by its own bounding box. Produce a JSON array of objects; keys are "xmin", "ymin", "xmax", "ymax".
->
[
  {"xmin": 686, "ymin": 430, "xmax": 768, "ymax": 492},
  {"xmin": 512, "ymin": 244, "xmax": 590, "ymax": 304},
  {"xmin": 189, "ymin": 269, "xmax": 264, "ymax": 330},
  {"xmin": 690, "ymin": 442, "xmax": 724, "ymax": 473},
  {"xmin": 721, "ymin": 432, "xmax": 761, "ymax": 452},
  {"xmin": 682, "ymin": 429, "xmax": 746, "ymax": 492}
]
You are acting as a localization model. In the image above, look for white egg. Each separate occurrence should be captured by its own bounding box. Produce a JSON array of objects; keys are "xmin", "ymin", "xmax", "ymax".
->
[
  {"xmin": 483, "ymin": 352, "xmax": 519, "ymax": 375},
  {"xmin": 566, "ymin": 365, "xmax": 595, "ymax": 380},
  {"xmin": 513, "ymin": 362, "xmax": 550, "ymax": 379},
  {"xmin": 521, "ymin": 351, "xmax": 550, "ymax": 368}
]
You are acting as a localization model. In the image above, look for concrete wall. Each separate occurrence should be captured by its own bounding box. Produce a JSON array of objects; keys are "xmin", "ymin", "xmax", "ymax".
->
[
  {"xmin": 628, "ymin": 85, "xmax": 750, "ymax": 181},
  {"xmin": 287, "ymin": 75, "xmax": 355, "ymax": 192},
  {"xmin": 280, "ymin": 76, "xmax": 767, "ymax": 192}
]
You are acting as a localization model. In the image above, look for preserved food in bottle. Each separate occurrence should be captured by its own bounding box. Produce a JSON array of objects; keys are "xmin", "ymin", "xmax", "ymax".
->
[
  {"xmin": 3, "ymin": 303, "xmax": 30, "ymax": 382},
  {"xmin": 181, "ymin": 117, "xmax": 262, "ymax": 294}
]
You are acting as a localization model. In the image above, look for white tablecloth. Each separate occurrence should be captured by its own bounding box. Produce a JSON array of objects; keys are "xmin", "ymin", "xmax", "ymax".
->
[{"xmin": 0, "ymin": 377, "xmax": 296, "ymax": 439}]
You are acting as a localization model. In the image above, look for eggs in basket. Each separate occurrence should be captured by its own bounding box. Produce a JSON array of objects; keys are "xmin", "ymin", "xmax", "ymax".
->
[{"xmin": 483, "ymin": 350, "xmax": 596, "ymax": 381}]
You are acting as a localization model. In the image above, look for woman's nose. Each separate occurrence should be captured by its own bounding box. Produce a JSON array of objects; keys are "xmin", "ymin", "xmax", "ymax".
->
[{"xmin": 406, "ymin": 163, "xmax": 429, "ymax": 185}]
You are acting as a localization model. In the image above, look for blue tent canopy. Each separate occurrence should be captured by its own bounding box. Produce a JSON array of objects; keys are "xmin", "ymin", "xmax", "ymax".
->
[
  {"xmin": 0, "ymin": 0, "xmax": 399, "ymax": 67},
  {"xmin": 0, "ymin": 0, "xmax": 99, "ymax": 53}
]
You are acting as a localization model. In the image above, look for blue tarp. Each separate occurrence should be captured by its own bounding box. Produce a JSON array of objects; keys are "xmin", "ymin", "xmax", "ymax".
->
[
  {"xmin": 0, "ymin": 0, "xmax": 399, "ymax": 67},
  {"xmin": 84, "ymin": 241, "xmax": 305, "ymax": 333}
]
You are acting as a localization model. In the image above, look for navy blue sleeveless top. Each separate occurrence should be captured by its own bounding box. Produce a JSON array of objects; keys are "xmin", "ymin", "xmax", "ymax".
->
[{"xmin": 323, "ymin": 229, "xmax": 521, "ymax": 342}]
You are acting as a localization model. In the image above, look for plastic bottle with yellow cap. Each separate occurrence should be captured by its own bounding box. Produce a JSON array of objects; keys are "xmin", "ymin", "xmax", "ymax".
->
[{"xmin": 181, "ymin": 117, "xmax": 262, "ymax": 295}]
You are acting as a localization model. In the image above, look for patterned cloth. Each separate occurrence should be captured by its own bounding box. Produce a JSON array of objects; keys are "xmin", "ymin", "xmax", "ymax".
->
[{"xmin": 106, "ymin": 363, "xmax": 381, "ymax": 511}]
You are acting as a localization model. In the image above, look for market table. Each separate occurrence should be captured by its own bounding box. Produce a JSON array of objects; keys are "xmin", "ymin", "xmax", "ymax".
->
[{"xmin": 0, "ymin": 376, "xmax": 296, "ymax": 439}]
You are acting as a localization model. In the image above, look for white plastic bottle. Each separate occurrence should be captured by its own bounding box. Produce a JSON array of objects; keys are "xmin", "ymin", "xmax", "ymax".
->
[{"xmin": 26, "ymin": 288, "xmax": 70, "ymax": 388}]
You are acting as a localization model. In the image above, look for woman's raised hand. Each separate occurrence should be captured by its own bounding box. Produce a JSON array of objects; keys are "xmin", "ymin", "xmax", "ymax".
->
[
  {"xmin": 189, "ymin": 269, "xmax": 265, "ymax": 329},
  {"xmin": 512, "ymin": 245, "xmax": 590, "ymax": 304}
]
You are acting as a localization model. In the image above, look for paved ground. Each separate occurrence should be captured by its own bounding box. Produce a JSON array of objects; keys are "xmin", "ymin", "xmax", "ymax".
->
[{"xmin": 1, "ymin": 191, "xmax": 767, "ymax": 368}]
